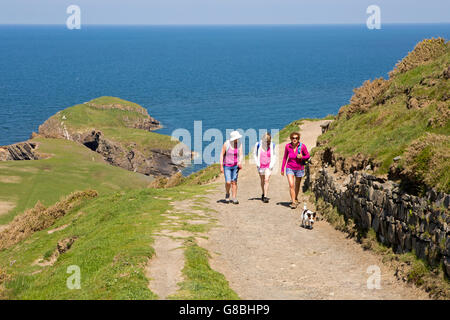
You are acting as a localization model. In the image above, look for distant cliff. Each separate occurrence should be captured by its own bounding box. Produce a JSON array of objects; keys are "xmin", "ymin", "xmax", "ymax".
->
[{"xmin": 9, "ymin": 96, "xmax": 186, "ymax": 177}]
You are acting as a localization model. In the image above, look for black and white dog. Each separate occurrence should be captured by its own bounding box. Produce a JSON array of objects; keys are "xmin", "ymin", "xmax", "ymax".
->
[{"xmin": 301, "ymin": 203, "xmax": 317, "ymax": 229}]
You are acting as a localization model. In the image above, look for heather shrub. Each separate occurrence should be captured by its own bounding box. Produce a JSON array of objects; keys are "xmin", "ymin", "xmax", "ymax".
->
[
  {"xmin": 401, "ymin": 133, "xmax": 450, "ymax": 193},
  {"xmin": 338, "ymin": 78, "xmax": 389, "ymax": 119},
  {"xmin": 0, "ymin": 190, "xmax": 98, "ymax": 250},
  {"xmin": 428, "ymin": 102, "xmax": 450, "ymax": 128},
  {"xmin": 389, "ymin": 38, "xmax": 448, "ymax": 77}
]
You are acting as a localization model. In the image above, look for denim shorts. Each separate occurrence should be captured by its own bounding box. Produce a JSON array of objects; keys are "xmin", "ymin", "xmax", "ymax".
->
[
  {"xmin": 286, "ymin": 167, "xmax": 305, "ymax": 178},
  {"xmin": 224, "ymin": 165, "xmax": 239, "ymax": 182}
]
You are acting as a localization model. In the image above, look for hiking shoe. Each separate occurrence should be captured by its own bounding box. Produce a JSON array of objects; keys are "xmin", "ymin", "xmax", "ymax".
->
[
  {"xmin": 261, "ymin": 194, "xmax": 265, "ymax": 201},
  {"xmin": 290, "ymin": 202, "xmax": 298, "ymax": 209},
  {"xmin": 232, "ymin": 199, "xmax": 239, "ymax": 205},
  {"xmin": 224, "ymin": 194, "xmax": 230, "ymax": 203},
  {"xmin": 263, "ymin": 197, "xmax": 269, "ymax": 203}
]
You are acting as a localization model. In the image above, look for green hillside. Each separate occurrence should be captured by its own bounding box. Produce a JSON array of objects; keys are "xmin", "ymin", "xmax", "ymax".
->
[
  {"xmin": 0, "ymin": 182, "xmax": 237, "ymax": 299},
  {"xmin": 316, "ymin": 38, "xmax": 450, "ymax": 193},
  {"xmin": 0, "ymin": 137, "xmax": 152, "ymax": 225}
]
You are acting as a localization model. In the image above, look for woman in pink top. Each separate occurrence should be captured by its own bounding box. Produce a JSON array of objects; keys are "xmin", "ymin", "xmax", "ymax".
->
[
  {"xmin": 220, "ymin": 131, "xmax": 243, "ymax": 204},
  {"xmin": 253, "ymin": 133, "xmax": 276, "ymax": 203},
  {"xmin": 281, "ymin": 132, "xmax": 310, "ymax": 209}
]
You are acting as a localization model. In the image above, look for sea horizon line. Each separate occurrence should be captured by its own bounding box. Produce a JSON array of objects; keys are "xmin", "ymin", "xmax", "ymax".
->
[{"xmin": 1, "ymin": 22, "xmax": 450, "ymax": 27}]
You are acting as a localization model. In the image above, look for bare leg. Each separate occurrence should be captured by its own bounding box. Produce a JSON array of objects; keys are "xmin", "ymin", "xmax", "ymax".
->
[
  {"xmin": 231, "ymin": 181, "xmax": 238, "ymax": 199},
  {"xmin": 259, "ymin": 174, "xmax": 265, "ymax": 195},
  {"xmin": 294, "ymin": 177, "xmax": 302, "ymax": 202},
  {"xmin": 264, "ymin": 174, "xmax": 270, "ymax": 197},
  {"xmin": 287, "ymin": 174, "xmax": 296, "ymax": 203},
  {"xmin": 225, "ymin": 182, "xmax": 231, "ymax": 196}
]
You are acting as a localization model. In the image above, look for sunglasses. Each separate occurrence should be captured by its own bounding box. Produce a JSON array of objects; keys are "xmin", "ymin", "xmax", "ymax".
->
[{"xmin": 291, "ymin": 137, "xmax": 299, "ymax": 140}]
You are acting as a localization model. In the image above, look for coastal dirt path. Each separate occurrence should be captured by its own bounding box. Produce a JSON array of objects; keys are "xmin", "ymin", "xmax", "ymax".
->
[{"xmin": 201, "ymin": 120, "xmax": 429, "ymax": 299}]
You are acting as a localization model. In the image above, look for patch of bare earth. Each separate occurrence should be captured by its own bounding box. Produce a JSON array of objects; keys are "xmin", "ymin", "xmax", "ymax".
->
[
  {"xmin": 146, "ymin": 200, "xmax": 215, "ymax": 299},
  {"xmin": 0, "ymin": 201, "xmax": 15, "ymax": 217},
  {"xmin": 47, "ymin": 224, "xmax": 69, "ymax": 234},
  {"xmin": 202, "ymin": 120, "xmax": 429, "ymax": 300},
  {"xmin": 33, "ymin": 237, "xmax": 78, "ymax": 267},
  {"xmin": 0, "ymin": 176, "xmax": 21, "ymax": 183},
  {"xmin": 146, "ymin": 236, "xmax": 185, "ymax": 299}
]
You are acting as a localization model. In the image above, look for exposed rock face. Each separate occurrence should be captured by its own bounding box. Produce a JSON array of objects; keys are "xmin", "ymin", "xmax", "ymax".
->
[
  {"xmin": 0, "ymin": 142, "xmax": 40, "ymax": 161},
  {"xmin": 81, "ymin": 130, "xmax": 180, "ymax": 177},
  {"xmin": 38, "ymin": 123, "xmax": 180, "ymax": 177},
  {"xmin": 310, "ymin": 150, "xmax": 449, "ymax": 276},
  {"xmin": 314, "ymin": 147, "xmax": 377, "ymax": 175}
]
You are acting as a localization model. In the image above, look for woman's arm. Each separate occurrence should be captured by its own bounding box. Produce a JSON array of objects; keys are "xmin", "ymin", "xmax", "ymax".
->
[
  {"xmin": 238, "ymin": 143, "xmax": 244, "ymax": 168},
  {"xmin": 302, "ymin": 143, "xmax": 310, "ymax": 160},
  {"xmin": 219, "ymin": 143, "xmax": 226, "ymax": 172},
  {"xmin": 269, "ymin": 143, "xmax": 277, "ymax": 169},
  {"xmin": 281, "ymin": 144, "xmax": 288, "ymax": 174},
  {"xmin": 253, "ymin": 142, "xmax": 259, "ymax": 167}
]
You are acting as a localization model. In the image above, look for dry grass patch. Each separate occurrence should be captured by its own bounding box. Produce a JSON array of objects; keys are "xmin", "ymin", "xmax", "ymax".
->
[
  {"xmin": 0, "ymin": 190, "xmax": 97, "ymax": 250},
  {"xmin": 428, "ymin": 102, "xmax": 450, "ymax": 128},
  {"xmin": 401, "ymin": 133, "xmax": 450, "ymax": 193},
  {"xmin": 148, "ymin": 172, "xmax": 183, "ymax": 189},
  {"xmin": 338, "ymin": 78, "xmax": 390, "ymax": 119},
  {"xmin": 0, "ymin": 267, "xmax": 10, "ymax": 299},
  {"xmin": 0, "ymin": 176, "xmax": 21, "ymax": 184},
  {"xmin": 0, "ymin": 201, "xmax": 16, "ymax": 217}
]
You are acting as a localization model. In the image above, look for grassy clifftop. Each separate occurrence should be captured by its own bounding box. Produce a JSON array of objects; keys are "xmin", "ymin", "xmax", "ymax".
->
[
  {"xmin": 316, "ymin": 38, "xmax": 449, "ymax": 193},
  {"xmin": 37, "ymin": 97, "xmax": 183, "ymax": 177},
  {"xmin": 40, "ymin": 96, "xmax": 176, "ymax": 152}
]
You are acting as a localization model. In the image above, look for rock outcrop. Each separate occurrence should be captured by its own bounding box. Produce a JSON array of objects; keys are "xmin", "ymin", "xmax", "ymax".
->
[
  {"xmin": 78, "ymin": 130, "xmax": 181, "ymax": 177},
  {"xmin": 0, "ymin": 142, "xmax": 40, "ymax": 161}
]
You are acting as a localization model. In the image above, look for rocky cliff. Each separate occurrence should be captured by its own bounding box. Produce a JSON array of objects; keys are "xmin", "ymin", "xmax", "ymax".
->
[{"xmin": 0, "ymin": 142, "xmax": 40, "ymax": 161}]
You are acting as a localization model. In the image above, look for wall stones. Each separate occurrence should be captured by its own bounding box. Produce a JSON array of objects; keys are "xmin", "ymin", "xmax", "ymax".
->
[{"xmin": 312, "ymin": 167, "xmax": 449, "ymax": 275}]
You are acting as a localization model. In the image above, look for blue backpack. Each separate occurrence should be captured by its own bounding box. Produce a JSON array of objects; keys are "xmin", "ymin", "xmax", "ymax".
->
[{"xmin": 297, "ymin": 142, "xmax": 309, "ymax": 165}]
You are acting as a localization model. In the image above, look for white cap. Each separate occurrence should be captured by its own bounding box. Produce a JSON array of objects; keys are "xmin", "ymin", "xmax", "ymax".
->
[{"xmin": 229, "ymin": 131, "xmax": 242, "ymax": 141}]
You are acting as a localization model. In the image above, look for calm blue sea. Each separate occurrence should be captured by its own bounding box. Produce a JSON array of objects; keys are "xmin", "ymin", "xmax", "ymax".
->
[{"xmin": 0, "ymin": 24, "xmax": 449, "ymax": 173}]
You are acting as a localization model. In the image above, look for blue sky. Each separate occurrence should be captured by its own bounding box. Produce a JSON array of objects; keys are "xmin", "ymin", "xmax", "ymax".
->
[{"xmin": 0, "ymin": 0, "xmax": 449, "ymax": 25}]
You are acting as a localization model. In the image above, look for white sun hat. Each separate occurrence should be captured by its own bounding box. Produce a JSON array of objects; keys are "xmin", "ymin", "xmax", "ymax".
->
[{"xmin": 229, "ymin": 131, "xmax": 242, "ymax": 141}]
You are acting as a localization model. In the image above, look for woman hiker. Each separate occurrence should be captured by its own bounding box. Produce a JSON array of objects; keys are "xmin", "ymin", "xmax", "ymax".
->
[
  {"xmin": 220, "ymin": 130, "xmax": 243, "ymax": 204},
  {"xmin": 281, "ymin": 132, "xmax": 310, "ymax": 209},
  {"xmin": 253, "ymin": 132, "xmax": 276, "ymax": 203}
]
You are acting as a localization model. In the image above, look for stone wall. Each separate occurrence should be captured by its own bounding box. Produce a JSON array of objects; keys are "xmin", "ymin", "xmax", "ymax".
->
[{"xmin": 312, "ymin": 167, "xmax": 450, "ymax": 277}]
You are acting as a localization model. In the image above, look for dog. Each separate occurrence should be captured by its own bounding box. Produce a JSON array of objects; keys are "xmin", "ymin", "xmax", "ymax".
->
[{"xmin": 301, "ymin": 203, "xmax": 317, "ymax": 229}]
